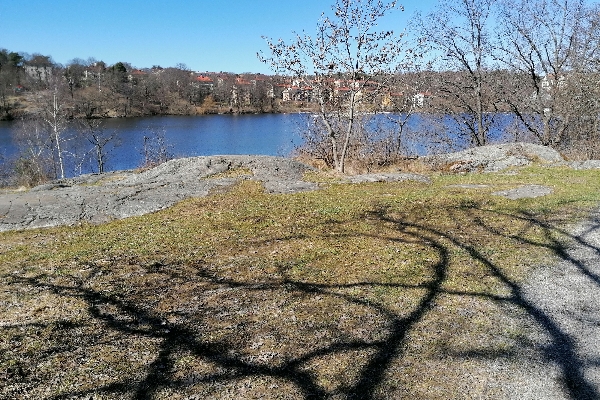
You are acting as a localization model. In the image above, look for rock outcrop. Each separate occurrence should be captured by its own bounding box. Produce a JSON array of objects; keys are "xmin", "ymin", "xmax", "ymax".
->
[
  {"xmin": 422, "ymin": 142, "xmax": 565, "ymax": 172},
  {"xmin": 1, "ymin": 144, "xmax": 598, "ymax": 231},
  {"xmin": 0, "ymin": 156, "xmax": 319, "ymax": 232}
]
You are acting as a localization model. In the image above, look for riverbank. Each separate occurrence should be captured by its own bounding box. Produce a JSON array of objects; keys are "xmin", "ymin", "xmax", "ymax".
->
[
  {"xmin": 1, "ymin": 143, "xmax": 598, "ymax": 232},
  {"xmin": 0, "ymin": 92, "xmax": 318, "ymax": 121}
]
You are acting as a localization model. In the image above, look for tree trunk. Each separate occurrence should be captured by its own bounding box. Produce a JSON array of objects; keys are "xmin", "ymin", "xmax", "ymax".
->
[
  {"xmin": 51, "ymin": 93, "xmax": 65, "ymax": 179},
  {"xmin": 319, "ymin": 97, "xmax": 341, "ymax": 172},
  {"xmin": 476, "ymin": 76, "xmax": 485, "ymax": 146},
  {"xmin": 338, "ymin": 91, "xmax": 357, "ymax": 174}
]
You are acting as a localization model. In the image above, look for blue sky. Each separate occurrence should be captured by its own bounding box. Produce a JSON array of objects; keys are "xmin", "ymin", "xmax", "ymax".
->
[{"xmin": 0, "ymin": 0, "xmax": 438, "ymax": 74}]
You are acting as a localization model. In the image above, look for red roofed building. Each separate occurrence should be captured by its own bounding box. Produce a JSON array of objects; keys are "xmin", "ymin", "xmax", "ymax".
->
[
  {"xmin": 196, "ymin": 75, "xmax": 213, "ymax": 83},
  {"xmin": 128, "ymin": 69, "xmax": 148, "ymax": 82},
  {"xmin": 235, "ymin": 77, "xmax": 251, "ymax": 86}
]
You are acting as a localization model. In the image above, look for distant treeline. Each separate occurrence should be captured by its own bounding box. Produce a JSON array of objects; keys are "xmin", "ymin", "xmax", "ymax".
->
[{"xmin": 0, "ymin": 51, "xmax": 308, "ymax": 120}]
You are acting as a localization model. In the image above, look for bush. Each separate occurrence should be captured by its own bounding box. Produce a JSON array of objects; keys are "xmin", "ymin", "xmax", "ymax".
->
[{"xmin": 13, "ymin": 157, "xmax": 52, "ymax": 187}]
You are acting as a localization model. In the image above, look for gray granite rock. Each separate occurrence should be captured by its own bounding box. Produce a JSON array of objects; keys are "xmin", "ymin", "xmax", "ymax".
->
[
  {"xmin": 422, "ymin": 143, "xmax": 564, "ymax": 173},
  {"xmin": 492, "ymin": 185, "xmax": 554, "ymax": 199},
  {"xmin": 0, "ymin": 156, "xmax": 318, "ymax": 232}
]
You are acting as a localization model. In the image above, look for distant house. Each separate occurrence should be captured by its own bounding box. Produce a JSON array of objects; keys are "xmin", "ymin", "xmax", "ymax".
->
[
  {"xmin": 196, "ymin": 75, "xmax": 213, "ymax": 83},
  {"xmin": 82, "ymin": 63, "xmax": 105, "ymax": 83},
  {"xmin": 279, "ymin": 85, "xmax": 292, "ymax": 102},
  {"xmin": 128, "ymin": 69, "xmax": 148, "ymax": 81},
  {"xmin": 412, "ymin": 91, "xmax": 432, "ymax": 108},
  {"xmin": 194, "ymin": 74, "xmax": 214, "ymax": 91},
  {"xmin": 229, "ymin": 76, "xmax": 254, "ymax": 106},
  {"xmin": 380, "ymin": 89, "xmax": 432, "ymax": 110},
  {"xmin": 413, "ymin": 92, "xmax": 425, "ymax": 107},
  {"xmin": 532, "ymin": 74, "xmax": 567, "ymax": 109},
  {"xmin": 24, "ymin": 65, "xmax": 53, "ymax": 82},
  {"xmin": 541, "ymin": 74, "xmax": 566, "ymax": 90},
  {"xmin": 235, "ymin": 77, "xmax": 252, "ymax": 86},
  {"xmin": 381, "ymin": 91, "xmax": 404, "ymax": 108},
  {"xmin": 280, "ymin": 85, "xmax": 314, "ymax": 102}
]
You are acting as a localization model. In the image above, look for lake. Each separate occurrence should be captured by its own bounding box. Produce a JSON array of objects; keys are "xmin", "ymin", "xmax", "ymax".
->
[
  {"xmin": 0, "ymin": 112, "xmax": 520, "ymax": 178},
  {"xmin": 0, "ymin": 114, "xmax": 306, "ymax": 177}
]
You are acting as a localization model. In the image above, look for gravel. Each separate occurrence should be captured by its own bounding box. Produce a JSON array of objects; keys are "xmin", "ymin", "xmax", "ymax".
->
[{"xmin": 501, "ymin": 209, "xmax": 600, "ymax": 399}]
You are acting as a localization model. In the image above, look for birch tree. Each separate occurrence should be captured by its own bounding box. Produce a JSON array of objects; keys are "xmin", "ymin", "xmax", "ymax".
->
[
  {"xmin": 41, "ymin": 90, "xmax": 69, "ymax": 179},
  {"xmin": 259, "ymin": 0, "xmax": 408, "ymax": 173}
]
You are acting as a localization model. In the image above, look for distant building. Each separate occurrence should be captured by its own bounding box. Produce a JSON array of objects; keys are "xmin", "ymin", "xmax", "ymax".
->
[
  {"xmin": 24, "ymin": 65, "xmax": 53, "ymax": 82},
  {"xmin": 194, "ymin": 75, "xmax": 214, "ymax": 92},
  {"xmin": 128, "ymin": 69, "xmax": 148, "ymax": 81},
  {"xmin": 280, "ymin": 85, "xmax": 314, "ymax": 102},
  {"xmin": 541, "ymin": 74, "xmax": 566, "ymax": 90}
]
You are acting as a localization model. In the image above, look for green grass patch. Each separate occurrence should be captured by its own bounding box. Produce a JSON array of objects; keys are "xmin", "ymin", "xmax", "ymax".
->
[
  {"xmin": 1, "ymin": 166, "xmax": 600, "ymax": 398},
  {"xmin": 204, "ymin": 167, "xmax": 254, "ymax": 179}
]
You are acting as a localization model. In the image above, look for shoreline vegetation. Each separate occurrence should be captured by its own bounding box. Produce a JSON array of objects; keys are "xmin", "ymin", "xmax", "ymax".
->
[
  {"xmin": 2, "ymin": 0, "xmax": 600, "ymax": 184},
  {"xmin": 0, "ymin": 90, "xmax": 321, "ymax": 122}
]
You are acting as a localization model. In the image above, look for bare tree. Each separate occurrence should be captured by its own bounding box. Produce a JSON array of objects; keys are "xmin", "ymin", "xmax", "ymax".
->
[
  {"xmin": 12, "ymin": 117, "xmax": 54, "ymax": 186},
  {"xmin": 495, "ymin": 0, "xmax": 597, "ymax": 150},
  {"xmin": 64, "ymin": 58, "xmax": 89, "ymax": 99},
  {"xmin": 77, "ymin": 118, "xmax": 117, "ymax": 174},
  {"xmin": 141, "ymin": 127, "xmax": 173, "ymax": 168},
  {"xmin": 39, "ymin": 89, "xmax": 70, "ymax": 179},
  {"xmin": 260, "ymin": 0, "xmax": 409, "ymax": 173},
  {"xmin": 416, "ymin": 0, "xmax": 499, "ymax": 147},
  {"xmin": 375, "ymin": 68, "xmax": 437, "ymax": 162},
  {"xmin": 556, "ymin": 2, "xmax": 600, "ymax": 158}
]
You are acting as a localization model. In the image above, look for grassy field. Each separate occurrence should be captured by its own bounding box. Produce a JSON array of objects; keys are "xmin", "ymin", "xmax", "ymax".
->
[{"xmin": 1, "ymin": 165, "xmax": 599, "ymax": 399}]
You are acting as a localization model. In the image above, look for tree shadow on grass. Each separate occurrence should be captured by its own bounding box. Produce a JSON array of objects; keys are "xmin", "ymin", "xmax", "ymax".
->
[
  {"xmin": 2, "ymin": 203, "xmax": 600, "ymax": 399},
  {"xmin": 436, "ymin": 204, "xmax": 600, "ymax": 399},
  {"xmin": 480, "ymin": 208, "xmax": 600, "ymax": 287}
]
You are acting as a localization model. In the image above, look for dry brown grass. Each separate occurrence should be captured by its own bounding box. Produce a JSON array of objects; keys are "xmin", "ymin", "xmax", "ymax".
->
[{"xmin": 1, "ymin": 166, "xmax": 600, "ymax": 399}]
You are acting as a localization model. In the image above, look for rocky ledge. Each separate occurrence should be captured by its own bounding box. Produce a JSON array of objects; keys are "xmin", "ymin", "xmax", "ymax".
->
[
  {"xmin": 0, "ymin": 156, "xmax": 322, "ymax": 232},
  {"xmin": 423, "ymin": 142, "xmax": 569, "ymax": 173},
  {"xmin": 0, "ymin": 144, "xmax": 598, "ymax": 232}
]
